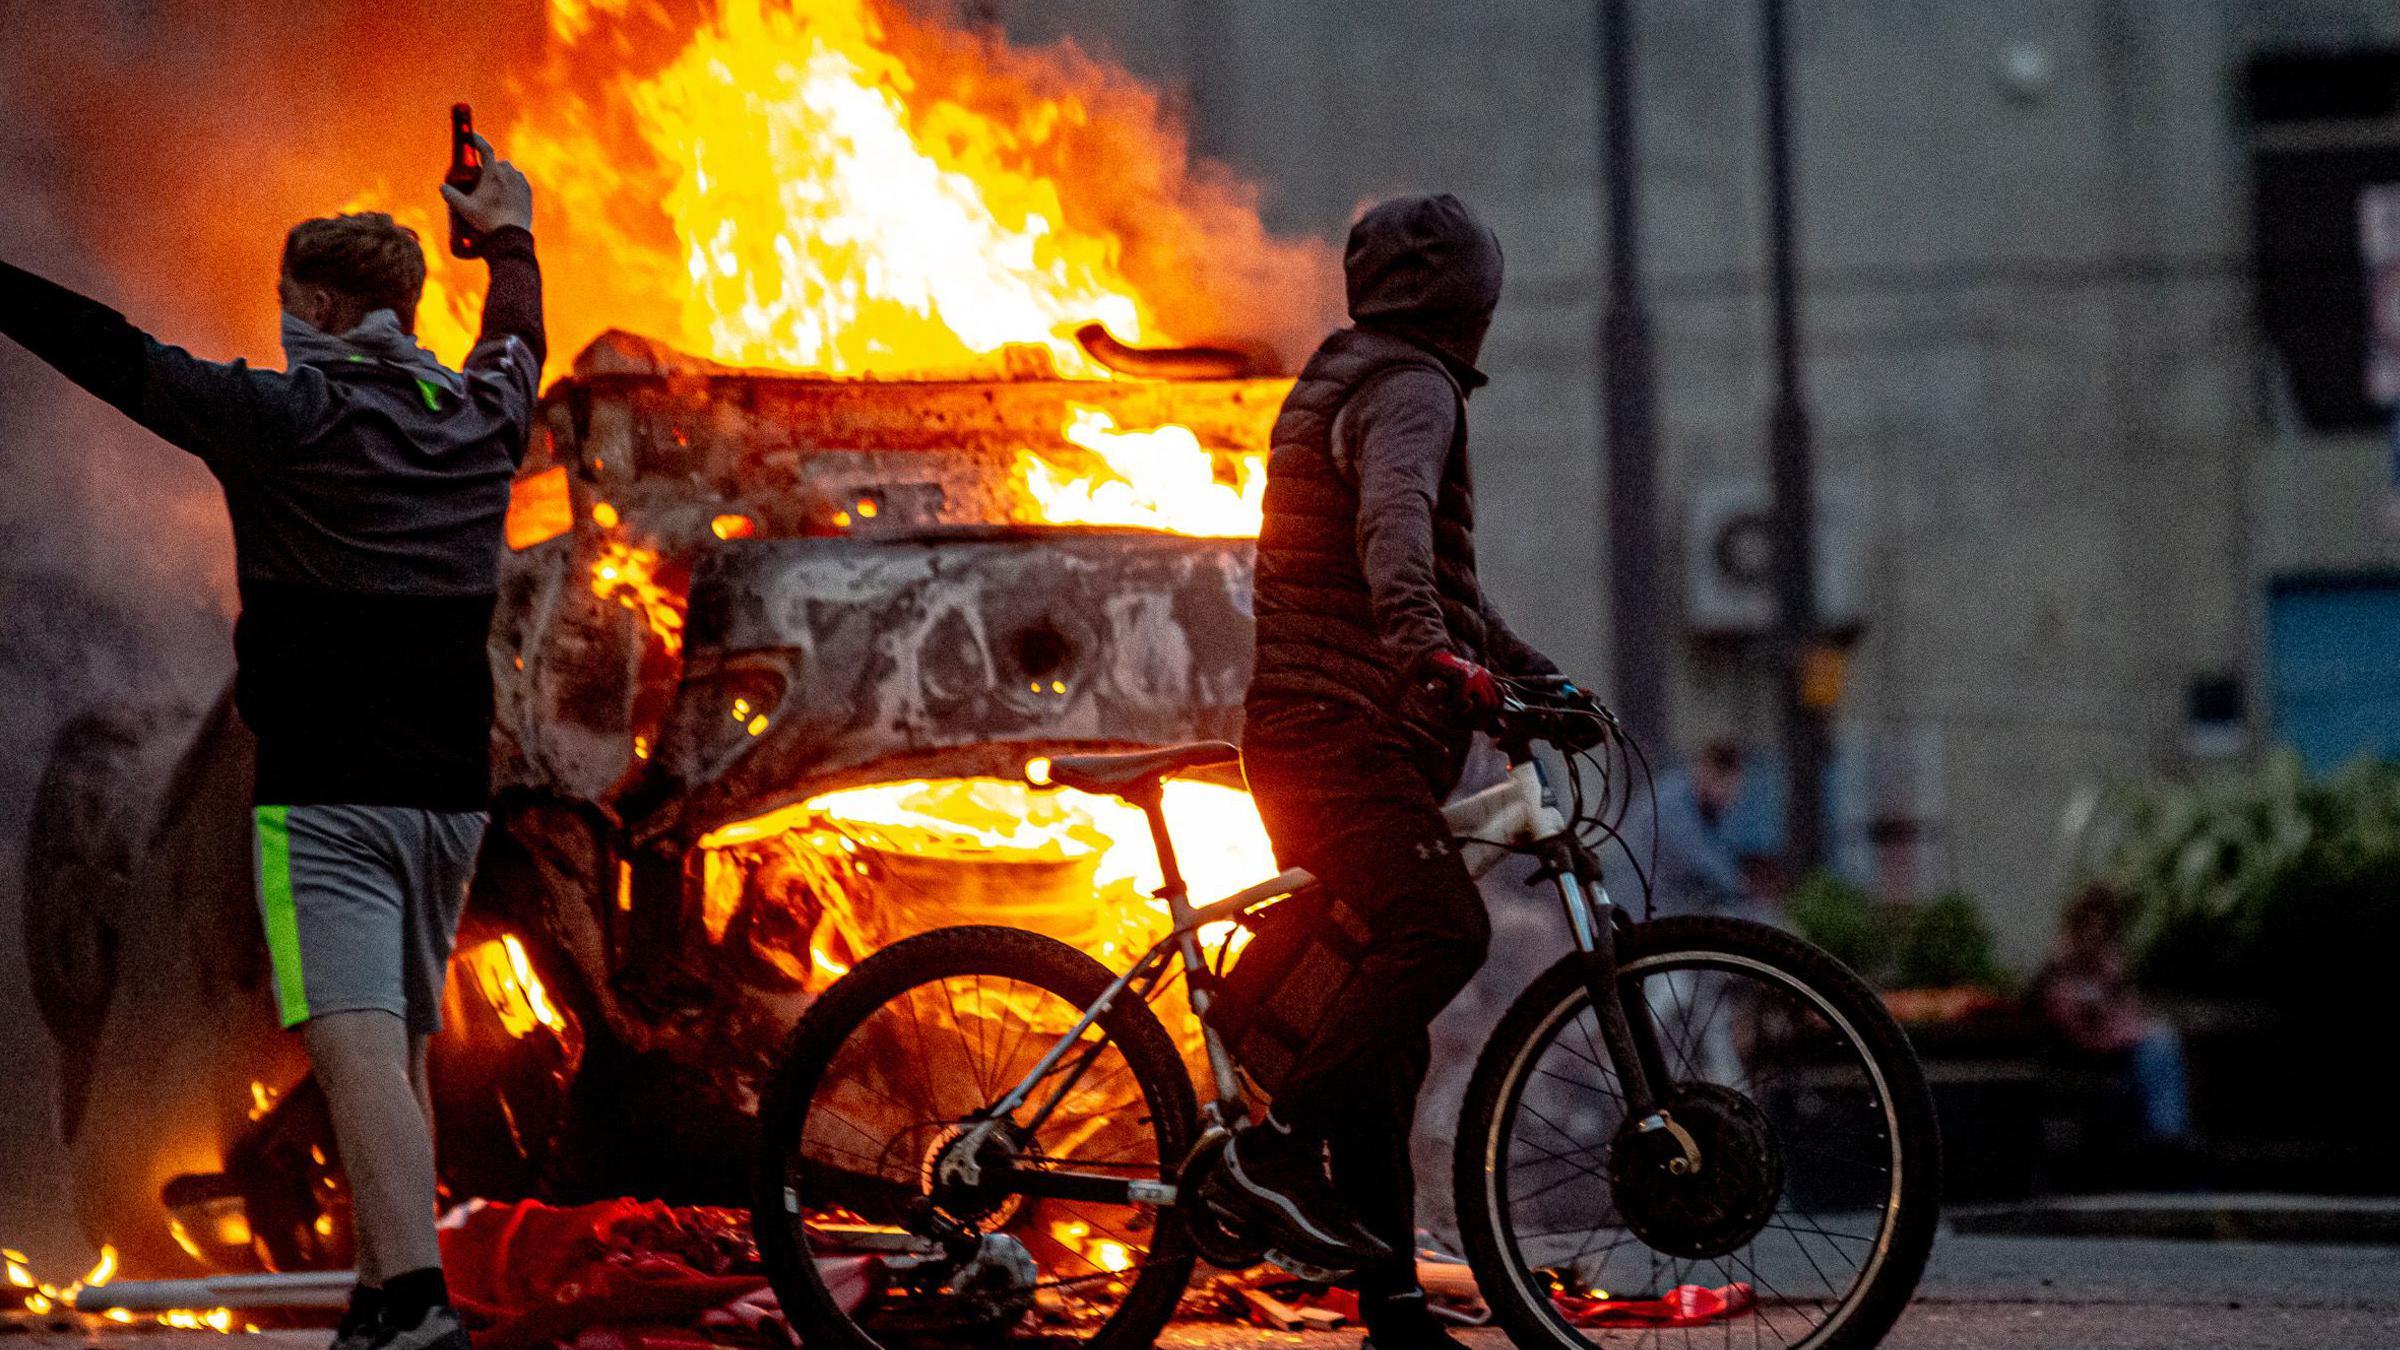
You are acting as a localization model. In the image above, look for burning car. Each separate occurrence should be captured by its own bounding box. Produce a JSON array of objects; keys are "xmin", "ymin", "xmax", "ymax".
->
[
  {"xmin": 25, "ymin": 325, "xmax": 1289, "ymax": 1276},
  {"xmin": 17, "ymin": 0, "xmax": 1334, "ymax": 1276}
]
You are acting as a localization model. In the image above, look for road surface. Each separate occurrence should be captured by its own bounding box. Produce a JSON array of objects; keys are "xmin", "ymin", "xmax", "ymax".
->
[{"xmin": 6, "ymin": 1232, "xmax": 2397, "ymax": 1349}]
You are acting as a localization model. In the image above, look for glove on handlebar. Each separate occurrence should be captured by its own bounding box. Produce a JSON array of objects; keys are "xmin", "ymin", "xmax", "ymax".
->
[{"xmin": 1422, "ymin": 650, "xmax": 1503, "ymax": 721}]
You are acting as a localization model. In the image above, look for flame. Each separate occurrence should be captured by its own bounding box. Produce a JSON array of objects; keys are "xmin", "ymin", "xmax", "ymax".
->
[
  {"xmin": 590, "ymin": 541, "xmax": 686, "ymax": 654},
  {"xmin": 4, "ymin": 1242, "xmax": 240, "ymax": 1334},
  {"xmin": 1020, "ymin": 406, "xmax": 1266, "ymax": 537},
  {"xmin": 460, "ymin": 934, "xmax": 570, "ymax": 1039},
  {"xmin": 695, "ymin": 776, "xmax": 1271, "ymax": 999},
  {"xmin": 630, "ymin": 0, "xmax": 1145, "ymax": 377},
  {"xmin": 504, "ymin": 466, "xmax": 575, "ymax": 551},
  {"xmin": 376, "ymin": 0, "xmax": 1328, "ymax": 385}
]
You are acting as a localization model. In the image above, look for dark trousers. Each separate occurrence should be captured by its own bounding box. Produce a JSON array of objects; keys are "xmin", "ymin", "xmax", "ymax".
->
[{"xmin": 1241, "ymin": 701, "xmax": 1490, "ymax": 1293}]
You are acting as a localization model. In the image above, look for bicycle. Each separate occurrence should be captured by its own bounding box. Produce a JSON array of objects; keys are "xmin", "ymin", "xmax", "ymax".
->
[{"xmin": 753, "ymin": 677, "xmax": 1941, "ymax": 1350}]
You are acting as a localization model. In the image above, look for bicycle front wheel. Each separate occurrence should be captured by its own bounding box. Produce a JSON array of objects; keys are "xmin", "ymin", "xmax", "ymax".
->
[
  {"xmin": 754, "ymin": 925, "xmax": 1198, "ymax": 1350},
  {"xmin": 1454, "ymin": 916, "xmax": 1940, "ymax": 1350}
]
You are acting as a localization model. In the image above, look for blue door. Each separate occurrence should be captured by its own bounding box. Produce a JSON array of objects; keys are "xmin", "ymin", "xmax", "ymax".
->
[{"xmin": 2267, "ymin": 573, "xmax": 2400, "ymax": 772}]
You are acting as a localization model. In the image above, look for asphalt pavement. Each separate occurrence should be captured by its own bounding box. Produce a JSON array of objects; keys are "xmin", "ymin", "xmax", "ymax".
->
[{"xmin": 5, "ymin": 1232, "xmax": 2397, "ymax": 1349}]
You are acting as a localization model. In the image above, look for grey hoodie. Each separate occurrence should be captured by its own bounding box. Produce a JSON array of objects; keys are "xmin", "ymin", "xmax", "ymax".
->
[
  {"xmin": 0, "ymin": 226, "xmax": 545, "ymax": 807},
  {"xmin": 1247, "ymin": 194, "xmax": 1554, "ymax": 778}
]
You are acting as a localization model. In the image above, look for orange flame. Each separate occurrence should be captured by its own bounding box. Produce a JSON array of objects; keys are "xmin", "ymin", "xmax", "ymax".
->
[
  {"xmin": 4, "ymin": 1242, "xmax": 241, "ymax": 1334},
  {"xmin": 695, "ymin": 777, "xmax": 1269, "ymax": 1001},
  {"xmin": 1020, "ymin": 406, "xmax": 1267, "ymax": 537},
  {"xmin": 460, "ymin": 934, "xmax": 570, "ymax": 1039},
  {"xmin": 590, "ymin": 541, "xmax": 686, "ymax": 654},
  {"xmin": 384, "ymin": 0, "xmax": 1327, "ymax": 386}
]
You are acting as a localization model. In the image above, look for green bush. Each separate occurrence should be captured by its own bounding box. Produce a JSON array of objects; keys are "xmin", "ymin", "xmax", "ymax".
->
[
  {"xmin": 2071, "ymin": 749, "xmax": 2400, "ymax": 998},
  {"xmin": 1896, "ymin": 892, "xmax": 2006, "ymax": 990},
  {"xmin": 1786, "ymin": 872, "xmax": 1894, "ymax": 981},
  {"xmin": 1787, "ymin": 873, "xmax": 2005, "ymax": 991}
]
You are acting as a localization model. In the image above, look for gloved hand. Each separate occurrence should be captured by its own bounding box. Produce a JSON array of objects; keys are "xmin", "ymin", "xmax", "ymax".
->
[{"xmin": 1421, "ymin": 650, "xmax": 1503, "ymax": 722}]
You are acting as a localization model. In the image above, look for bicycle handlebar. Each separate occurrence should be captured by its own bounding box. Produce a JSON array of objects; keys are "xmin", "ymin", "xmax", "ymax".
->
[{"xmin": 1486, "ymin": 674, "xmax": 1620, "ymax": 751}]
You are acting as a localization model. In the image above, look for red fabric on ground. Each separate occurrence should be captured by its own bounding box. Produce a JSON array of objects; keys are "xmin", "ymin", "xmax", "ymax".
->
[
  {"xmin": 1553, "ymin": 1282, "xmax": 1755, "ymax": 1327},
  {"xmin": 436, "ymin": 1199, "xmax": 875, "ymax": 1350}
]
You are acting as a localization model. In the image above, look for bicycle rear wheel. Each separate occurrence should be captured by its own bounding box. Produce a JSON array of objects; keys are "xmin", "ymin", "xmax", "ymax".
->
[
  {"xmin": 1454, "ymin": 916, "xmax": 1940, "ymax": 1350},
  {"xmin": 754, "ymin": 925, "xmax": 1198, "ymax": 1350}
]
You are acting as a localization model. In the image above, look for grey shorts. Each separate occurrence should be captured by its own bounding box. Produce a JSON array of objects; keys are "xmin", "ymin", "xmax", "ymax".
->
[{"xmin": 252, "ymin": 804, "xmax": 488, "ymax": 1033}]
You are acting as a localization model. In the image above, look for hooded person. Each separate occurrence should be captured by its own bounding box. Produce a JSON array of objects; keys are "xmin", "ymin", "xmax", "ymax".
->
[{"xmin": 1203, "ymin": 194, "xmax": 1568, "ymax": 1350}]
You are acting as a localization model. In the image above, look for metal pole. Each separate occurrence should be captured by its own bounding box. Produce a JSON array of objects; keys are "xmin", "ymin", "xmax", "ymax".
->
[
  {"xmin": 1598, "ymin": 0, "xmax": 1667, "ymax": 745},
  {"xmin": 1760, "ymin": 0, "xmax": 1829, "ymax": 875}
]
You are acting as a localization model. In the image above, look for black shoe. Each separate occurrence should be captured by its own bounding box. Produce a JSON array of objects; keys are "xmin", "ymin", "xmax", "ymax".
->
[
  {"xmin": 1361, "ymin": 1289, "xmax": 1468, "ymax": 1350},
  {"xmin": 1201, "ymin": 1123, "xmax": 1393, "ymax": 1271},
  {"xmin": 328, "ymin": 1286, "xmax": 384, "ymax": 1350},
  {"xmin": 369, "ymin": 1304, "xmax": 470, "ymax": 1350}
]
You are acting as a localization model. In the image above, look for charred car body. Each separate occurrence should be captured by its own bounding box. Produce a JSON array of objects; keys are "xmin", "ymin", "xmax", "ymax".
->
[{"xmin": 26, "ymin": 333, "xmax": 1286, "ymax": 1274}]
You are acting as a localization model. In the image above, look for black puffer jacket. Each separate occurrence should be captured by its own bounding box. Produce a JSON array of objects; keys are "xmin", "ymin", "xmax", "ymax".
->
[{"xmin": 1247, "ymin": 194, "xmax": 1555, "ymax": 767}]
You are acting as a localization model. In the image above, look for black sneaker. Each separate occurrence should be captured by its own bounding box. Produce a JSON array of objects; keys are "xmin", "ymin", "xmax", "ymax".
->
[
  {"xmin": 370, "ymin": 1303, "xmax": 471, "ymax": 1350},
  {"xmin": 1361, "ymin": 1289, "xmax": 1469, "ymax": 1350},
  {"xmin": 328, "ymin": 1286, "xmax": 384, "ymax": 1350},
  {"xmin": 1200, "ymin": 1123, "xmax": 1393, "ymax": 1271}
]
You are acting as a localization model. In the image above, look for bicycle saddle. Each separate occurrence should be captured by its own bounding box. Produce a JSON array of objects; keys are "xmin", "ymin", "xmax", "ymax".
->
[{"xmin": 1043, "ymin": 741, "xmax": 1239, "ymax": 796}]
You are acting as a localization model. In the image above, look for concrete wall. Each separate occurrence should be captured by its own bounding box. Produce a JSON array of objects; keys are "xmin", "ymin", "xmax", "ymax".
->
[{"xmin": 1009, "ymin": 0, "xmax": 2400, "ymax": 966}]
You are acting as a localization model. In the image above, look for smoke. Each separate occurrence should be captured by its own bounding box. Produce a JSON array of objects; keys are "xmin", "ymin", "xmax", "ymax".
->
[{"xmin": 0, "ymin": 8, "xmax": 231, "ymax": 1257}]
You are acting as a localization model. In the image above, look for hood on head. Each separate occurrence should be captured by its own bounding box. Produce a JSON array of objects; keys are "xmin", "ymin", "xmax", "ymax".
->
[{"xmin": 1344, "ymin": 193, "xmax": 1504, "ymax": 380}]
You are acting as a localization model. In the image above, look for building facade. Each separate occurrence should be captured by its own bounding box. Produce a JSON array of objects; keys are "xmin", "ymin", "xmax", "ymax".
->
[{"xmin": 1015, "ymin": 0, "xmax": 2400, "ymax": 963}]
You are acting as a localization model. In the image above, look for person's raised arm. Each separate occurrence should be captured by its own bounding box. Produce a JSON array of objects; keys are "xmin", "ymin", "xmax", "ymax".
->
[
  {"xmin": 1, "ymin": 258, "xmax": 302, "ymax": 464},
  {"xmin": 442, "ymin": 137, "xmax": 544, "ymax": 366},
  {"xmin": 441, "ymin": 136, "xmax": 544, "ymax": 452}
]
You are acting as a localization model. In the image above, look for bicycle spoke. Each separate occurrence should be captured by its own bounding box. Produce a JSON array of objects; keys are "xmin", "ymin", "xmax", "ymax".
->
[
  {"xmin": 1486, "ymin": 951, "xmax": 1915, "ymax": 1350},
  {"xmin": 775, "ymin": 950, "xmax": 1185, "ymax": 1350}
]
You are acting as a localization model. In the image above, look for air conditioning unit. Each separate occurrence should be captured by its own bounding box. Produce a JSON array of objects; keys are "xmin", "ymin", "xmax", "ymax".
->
[{"xmin": 1684, "ymin": 475, "xmax": 1866, "ymax": 637}]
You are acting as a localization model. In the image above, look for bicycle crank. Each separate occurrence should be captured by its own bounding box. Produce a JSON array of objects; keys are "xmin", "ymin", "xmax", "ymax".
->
[{"xmin": 1177, "ymin": 1131, "xmax": 1269, "ymax": 1270}]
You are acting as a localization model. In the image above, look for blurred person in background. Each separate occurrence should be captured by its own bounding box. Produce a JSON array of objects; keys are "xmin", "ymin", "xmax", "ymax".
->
[
  {"xmin": 1614, "ymin": 740, "xmax": 1762, "ymax": 1088},
  {"xmin": 1630, "ymin": 739, "xmax": 1755, "ymax": 919},
  {"xmin": 0, "ymin": 137, "xmax": 543, "ymax": 1350},
  {"xmin": 2032, "ymin": 884, "xmax": 2195, "ymax": 1160}
]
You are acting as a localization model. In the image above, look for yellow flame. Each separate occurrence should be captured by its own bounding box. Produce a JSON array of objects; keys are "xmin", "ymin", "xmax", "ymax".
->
[
  {"xmin": 4, "ymin": 1243, "xmax": 242, "ymax": 1334},
  {"xmin": 696, "ymin": 774, "xmax": 1269, "ymax": 1014},
  {"xmin": 591, "ymin": 541, "xmax": 687, "ymax": 655},
  {"xmin": 1020, "ymin": 407, "xmax": 1266, "ymax": 537},
  {"xmin": 625, "ymin": 0, "xmax": 1147, "ymax": 377},
  {"xmin": 460, "ymin": 935, "xmax": 569, "ymax": 1039}
]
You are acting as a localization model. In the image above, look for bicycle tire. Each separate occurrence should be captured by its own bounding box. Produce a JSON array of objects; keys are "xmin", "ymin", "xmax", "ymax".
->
[
  {"xmin": 1453, "ymin": 916, "xmax": 1940, "ymax": 1350},
  {"xmin": 754, "ymin": 925, "xmax": 1199, "ymax": 1350}
]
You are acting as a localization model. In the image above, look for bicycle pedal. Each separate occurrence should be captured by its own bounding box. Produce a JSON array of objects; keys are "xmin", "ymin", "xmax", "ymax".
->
[{"xmin": 1260, "ymin": 1248, "xmax": 1354, "ymax": 1285}]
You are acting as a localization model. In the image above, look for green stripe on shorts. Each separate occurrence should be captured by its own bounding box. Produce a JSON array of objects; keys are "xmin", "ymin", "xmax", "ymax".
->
[{"xmin": 254, "ymin": 805, "xmax": 309, "ymax": 1027}]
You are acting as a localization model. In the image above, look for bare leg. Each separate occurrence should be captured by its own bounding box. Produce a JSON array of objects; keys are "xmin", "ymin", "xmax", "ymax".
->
[{"xmin": 304, "ymin": 1010, "xmax": 443, "ymax": 1284}]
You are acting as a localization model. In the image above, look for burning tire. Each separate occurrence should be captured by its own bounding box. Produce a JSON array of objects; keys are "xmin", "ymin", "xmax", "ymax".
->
[{"xmin": 754, "ymin": 925, "xmax": 1197, "ymax": 1350}]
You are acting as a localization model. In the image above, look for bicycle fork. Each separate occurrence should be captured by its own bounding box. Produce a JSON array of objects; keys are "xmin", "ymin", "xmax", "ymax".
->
[{"xmin": 1545, "ymin": 849, "xmax": 1694, "ymax": 1167}]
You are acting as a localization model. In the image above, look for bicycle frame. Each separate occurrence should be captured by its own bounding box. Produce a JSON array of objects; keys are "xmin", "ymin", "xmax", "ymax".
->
[{"xmin": 935, "ymin": 742, "xmax": 1676, "ymax": 1208}]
